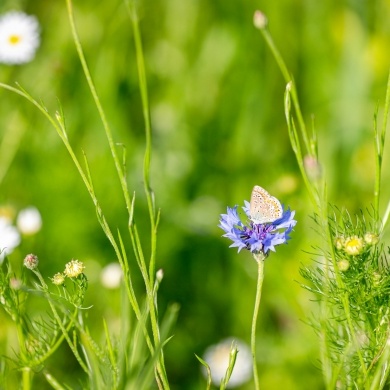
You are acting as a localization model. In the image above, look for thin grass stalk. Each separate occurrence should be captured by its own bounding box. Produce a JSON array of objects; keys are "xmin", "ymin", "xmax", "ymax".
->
[
  {"xmin": 375, "ymin": 71, "xmax": 390, "ymax": 231},
  {"xmin": 369, "ymin": 339, "xmax": 390, "ymax": 390},
  {"xmin": 256, "ymin": 21, "xmax": 311, "ymax": 155},
  {"xmin": 126, "ymin": 1, "xmax": 169, "ymax": 387},
  {"xmin": 284, "ymin": 85, "xmax": 319, "ymax": 208},
  {"xmin": 195, "ymin": 355, "xmax": 212, "ymax": 390},
  {"xmin": 103, "ymin": 319, "xmax": 118, "ymax": 388},
  {"xmin": 65, "ymin": 0, "xmax": 133, "ymax": 215},
  {"xmin": 67, "ymin": 0, "xmax": 166, "ymax": 381},
  {"xmin": 132, "ymin": 224, "xmax": 169, "ymax": 387},
  {"xmin": 43, "ymin": 370, "xmax": 66, "ymax": 390},
  {"xmin": 126, "ymin": 0, "xmax": 157, "ymax": 280}
]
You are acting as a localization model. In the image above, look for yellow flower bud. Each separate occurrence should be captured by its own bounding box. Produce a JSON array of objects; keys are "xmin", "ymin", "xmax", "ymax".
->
[
  {"xmin": 51, "ymin": 273, "xmax": 65, "ymax": 286},
  {"xmin": 337, "ymin": 260, "xmax": 350, "ymax": 272},
  {"xmin": 364, "ymin": 232, "xmax": 379, "ymax": 246},
  {"xmin": 334, "ymin": 236, "xmax": 345, "ymax": 250}
]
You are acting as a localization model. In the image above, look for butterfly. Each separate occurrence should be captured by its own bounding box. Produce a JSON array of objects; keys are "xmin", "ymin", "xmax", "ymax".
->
[{"xmin": 249, "ymin": 185, "xmax": 283, "ymax": 224}]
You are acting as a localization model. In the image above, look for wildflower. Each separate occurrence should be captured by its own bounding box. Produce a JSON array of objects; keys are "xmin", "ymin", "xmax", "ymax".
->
[
  {"xmin": 17, "ymin": 206, "xmax": 42, "ymax": 235},
  {"xmin": 364, "ymin": 232, "xmax": 379, "ymax": 246},
  {"xmin": 0, "ymin": 217, "xmax": 21, "ymax": 260},
  {"xmin": 202, "ymin": 338, "xmax": 252, "ymax": 388},
  {"xmin": 51, "ymin": 273, "xmax": 65, "ymax": 286},
  {"xmin": 64, "ymin": 259, "xmax": 85, "ymax": 278},
  {"xmin": 100, "ymin": 263, "xmax": 122, "ymax": 289},
  {"xmin": 0, "ymin": 11, "xmax": 40, "ymax": 65},
  {"xmin": 343, "ymin": 236, "xmax": 364, "ymax": 256},
  {"xmin": 219, "ymin": 201, "xmax": 296, "ymax": 258},
  {"xmin": 334, "ymin": 236, "xmax": 345, "ymax": 250},
  {"xmin": 23, "ymin": 253, "xmax": 39, "ymax": 270},
  {"xmin": 337, "ymin": 259, "xmax": 350, "ymax": 272}
]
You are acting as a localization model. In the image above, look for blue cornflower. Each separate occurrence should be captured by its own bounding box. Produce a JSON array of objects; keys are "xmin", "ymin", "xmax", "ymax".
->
[{"xmin": 219, "ymin": 200, "xmax": 296, "ymax": 257}]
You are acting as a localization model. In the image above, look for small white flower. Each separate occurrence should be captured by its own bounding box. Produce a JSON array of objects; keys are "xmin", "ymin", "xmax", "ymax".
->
[
  {"xmin": 202, "ymin": 338, "xmax": 252, "ymax": 388},
  {"xmin": 0, "ymin": 11, "xmax": 40, "ymax": 65},
  {"xmin": 100, "ymin": 263, "xmax": 123, "ymax": 289},
  {"xmin": 64, "ymin": 259, "xmax": 85, "ymax": 278},
  {"xmin": 0, "ymin": 217, "xmax": 21, "ymax": 260},
  {"xmin": 51, "ymin": 273, "xmax": 65, "ymax": 286},
  {"xmin": 17, "ymin": 206, "xmax": 42, "ymax": 235}
]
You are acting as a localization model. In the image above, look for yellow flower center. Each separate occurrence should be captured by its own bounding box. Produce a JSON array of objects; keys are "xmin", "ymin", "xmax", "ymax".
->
[
  {"xmin": 8, "ymin": 35, "xmax": 21, "ymax": 45},
  {"xmin": 343, "ymin": 236, "xmax": 364, "ymax": 256}
]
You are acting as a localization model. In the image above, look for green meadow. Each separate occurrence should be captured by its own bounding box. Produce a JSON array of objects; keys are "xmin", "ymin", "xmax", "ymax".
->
[{"xmin": 1, "ymin": 0, "xmax": 390, "ymax": 388}]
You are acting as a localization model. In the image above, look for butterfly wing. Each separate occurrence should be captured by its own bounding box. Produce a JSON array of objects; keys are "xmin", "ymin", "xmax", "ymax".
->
[{"xmin": 249, "ymin": 185, "xmax": 283, "ymax": 224}]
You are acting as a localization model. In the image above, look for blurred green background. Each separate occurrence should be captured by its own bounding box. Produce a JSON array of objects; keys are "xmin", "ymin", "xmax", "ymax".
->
[{"xmin": 1, "ymin": 0, "xmax": 390, "ymax": 388}]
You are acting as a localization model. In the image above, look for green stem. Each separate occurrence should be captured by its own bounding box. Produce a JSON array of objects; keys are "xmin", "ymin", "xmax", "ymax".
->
[
  {"xmin": 127, "ymin": 0, "xmax": 157, "ymax": 285},
  {"xmin": 127, "ymin": 2, "xmax": 169, "ymax": 388},
  {"xmin": 251, "ymin": 257, "xmax": 265, "ymax": 390},
  {"xmin": 258, "ymin": 25, "xmax": 311, "ymax": 155},
  {"xmin": 65, "ymin": 0, "xmax": 133, "ymax": 215},
  {"xmin": 43, "ymin": 370, "xmax": 66, "ymax": 390},
  {"xmin": 15, "ymin": 316, "xmax": 31, "ymax": 389},
  {"xmin": 284, "ymin": 85, "xmax": 319, "ymax": 209},
  {"xmin": 22, "ymin": 367, "xmax": 31, "ymax": 390},
  {"xmin": 374, "ymin": 71, "xmax": 390, "ymax": 230}
]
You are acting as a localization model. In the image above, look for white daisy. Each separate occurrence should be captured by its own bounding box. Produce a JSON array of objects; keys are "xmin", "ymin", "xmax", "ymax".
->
[
  {"xmin": 17, "ymin": 206, "xmax": 42, "ymax": 235},
  {"xmin": 0, "ymin": 217, "xmax": 21, "ymax": 260},
  {"xmin": 100, "ymin": 263, "xmax": 123, "ymax": 289},
  {"xmin": 0, "ymin": 11, "xmax": 40, "ymax": 65}
]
